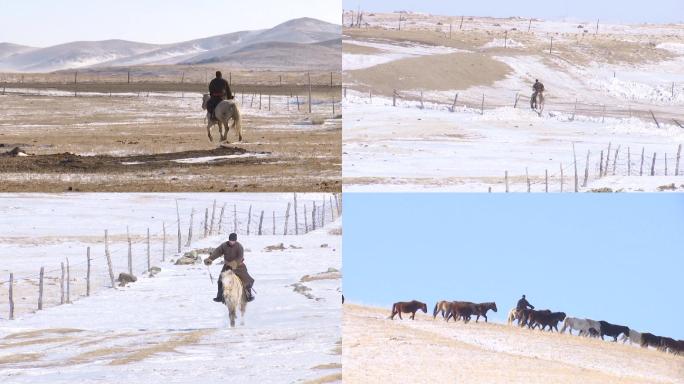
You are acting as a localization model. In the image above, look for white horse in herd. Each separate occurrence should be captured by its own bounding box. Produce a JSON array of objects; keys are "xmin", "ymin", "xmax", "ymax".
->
[{"xmin": 560, "ymin": 317, "xmax": 602, "ymax": 337}]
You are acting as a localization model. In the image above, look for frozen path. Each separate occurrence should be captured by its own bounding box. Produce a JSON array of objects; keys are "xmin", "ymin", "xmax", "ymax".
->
[{"xmin": 0, "ymin": 226, "xmax": 342, "ymax": 383}]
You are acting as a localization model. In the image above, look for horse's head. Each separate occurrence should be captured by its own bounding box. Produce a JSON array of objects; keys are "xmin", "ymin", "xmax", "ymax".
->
[
  {"xmin": 202, "ymin": 94, "xmax": 210, "ymax": 110},
  {"xmin": 490, "ymin": 302, "xmax": 498, "ymax": 312},
  {"xmin": 420, "ymin": 303, "xmax": 428, "ymax": 313}
]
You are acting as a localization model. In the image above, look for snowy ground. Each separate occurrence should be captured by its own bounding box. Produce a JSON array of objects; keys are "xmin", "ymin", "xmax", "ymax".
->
[
  {"xmin": 343, "ymin": 304, "xmax": 684, "ymax": 383},
  {"xmin": 342, "ymin": 15, "xmax": 684, "ymax": 192},
  {"xmin": 0, "ymin": 194, "xmax": 341, "ymax": 383}
]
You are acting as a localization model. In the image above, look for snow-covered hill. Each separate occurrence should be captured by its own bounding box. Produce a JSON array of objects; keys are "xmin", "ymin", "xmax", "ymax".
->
[{"xmin": 0, "ymin": 18, "xmax": 341, "ymax": 72}]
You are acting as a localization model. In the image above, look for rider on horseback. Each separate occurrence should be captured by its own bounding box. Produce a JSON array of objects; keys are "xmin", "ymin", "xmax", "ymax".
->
[
  {"xmin": 531, "ymin": 79, "xmax": 545, "ymax": 109},
  {"xmin": 205, "ymin": 233, "xmax": 255, "ymax": 303},
  {"xmin": 207, "ymin": 71, "xmax": 233, "ymax": 121}
]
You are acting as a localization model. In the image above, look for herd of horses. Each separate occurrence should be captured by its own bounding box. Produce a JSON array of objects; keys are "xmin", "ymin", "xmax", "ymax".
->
[{"xmin": 388, "ymin": 300, "xmax": 683, "ymax": 356}]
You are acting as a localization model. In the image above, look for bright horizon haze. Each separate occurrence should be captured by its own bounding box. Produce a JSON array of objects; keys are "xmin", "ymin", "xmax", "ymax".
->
[
  {"xmin": 343, "ymin": 0, "xmax": 684, "ymax": 24},
  {"xmin": 0, "ymin": 0, "xmax": 342, "ymax": 47}
]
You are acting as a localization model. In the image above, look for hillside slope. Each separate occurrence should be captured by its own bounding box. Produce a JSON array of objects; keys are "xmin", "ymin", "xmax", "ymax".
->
[{"xmin": 343, "ymin": 304, "xmax": 683, "ymax": 384}]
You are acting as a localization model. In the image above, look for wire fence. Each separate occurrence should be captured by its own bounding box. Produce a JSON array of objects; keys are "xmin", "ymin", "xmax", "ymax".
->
[
  {"xmin": 0, "ymin": 193, "xmax": 342, "ymax": 320},
  {"xmin": 344, "ymin": 87, "xmax": 684, "ymax": 127}
]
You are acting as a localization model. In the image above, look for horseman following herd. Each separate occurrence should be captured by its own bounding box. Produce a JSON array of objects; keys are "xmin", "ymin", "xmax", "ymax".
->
[{"xmin": 388, "ymin": 294, "xmax": 683, "ymax": 355}]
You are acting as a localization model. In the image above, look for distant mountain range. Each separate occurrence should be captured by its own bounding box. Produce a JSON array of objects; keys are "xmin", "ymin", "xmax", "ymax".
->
[{"xmin": 0, "ymin": 18, "xmax": 341, "ymax": 72}]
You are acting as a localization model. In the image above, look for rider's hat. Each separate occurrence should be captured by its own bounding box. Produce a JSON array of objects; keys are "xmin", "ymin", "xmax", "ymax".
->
[
  {"xmin": 216, "ymin": 71, "xmax": 222, "ymax": 78},
  {"xmin": 228, "ymin": 233, "xmax": 237, "ymax": 241}
]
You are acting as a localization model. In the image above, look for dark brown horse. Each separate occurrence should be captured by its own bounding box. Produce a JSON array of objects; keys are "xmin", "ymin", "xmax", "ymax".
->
[
  {"xmin": 640, "ymin": 332, "xmax": 663, "ymax": 349},
  {"xmin": 659, "ymin": 337, "xmax": 683, "ymax": 354},
  {"xmin": 445, "ymin": 301, "xmax": 477, "ymax": 323},
  {"xmin": 473, "ymin": 302, "xmax": 498, "ymax": 323},
  {"xmin": 390, "ymin": 300, "xmax": 427, "ymax": 320},
  {"xmin": 598, "ymin": 321, "xmax": 630, "ymax": 342},
  {"xmin": 527, "ymin": 310, "xmax": 566, "ymax": 332}
]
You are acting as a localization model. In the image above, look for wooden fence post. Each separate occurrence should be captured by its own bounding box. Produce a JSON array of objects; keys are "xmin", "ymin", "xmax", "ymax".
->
[
  {"xmin": 86, "ymin": 247, "xmax": 91, "ymax": 297},
  {"xmin": 505, "ymin": 171, "xmax": 509, "ymax": 193},
  {"xmin": 628, "ymin": 147, "xmax": 631, "ymax": 176},
  {"xmin": 420, "ymin": 91, "xmax": 424, "ymax": 109},
  {"xmin": 60, "ymin": 261, "xmax": 65, "ymax": 305},
  {"xmin": 481, "ymin": 94, "xmax": 485, "ymax": 115},
  {"xmin": 665, "ymin": 153, "xmax": 668, "ymax": 175},
  {"xmin": 186, "ymin": 209, "xmax": 194, "ymax": 247},
  {"xmin": 38, "ymin": 267, "xmax": 44, "ymax": 310},
  {"xmin": 233, "ymin": 204, "xmax": 238, "ymax": 234},
  {"xmin": 105, "ymin": 230, "xmax": 115, "ymax": 288},
  {"xmin": 650, "ymin": 110, "xmax": 660, "ymax": 128},
  {"xmin": 304, "ymin": 205, "xmax": 309, "ymax": 233},
  {"xmin": 571, "ymin": 99, "xmax": 577, "ymax": 120},
  {"xmin": 514, "ymin": 92, "xmax": 519, "ymax": 108},
  {"xmin": 526, "ymin": 168, "xmax": 531, "ymax": 192},
  {"xmin": 8, "ymin": 273, "xmax": 14, "ymax": 320},
  {"xmin": 203, "ymin": 208, "xmax": 209, "ymax": 238},
  {"xmin": 560, "ymin": 163, "xmax": 564, "ymax": 192},
  {"xmin": 604, "ymin": 142, "xmax": 612, "ymax": 177},
  {"xmin": 330, "ymin": 196, "xmax": 335, "ymax": 221},
  {"xmin": 451, "ymin": 93, "xmax": 459, "ymax": 112},
  {"xmin": 334, "ymin": 193, "xmax": 341, "ymax": 216},
  {"xmin": 676, "ymin": 144, "xmax": 682, "ymax": 176},
  {"xmin": 147, "ymin": 228, "xmax": 151, "ymax": 272},
  {"xmin": 283, "ymin": 202, "xmax": 291, "ymax": 235},
  {"xmin": 613, "ymin": 146, "xmax": 620, "ymax": 175},
  {"xmin": 272, "ymin": 211, "xmax": 276, "ymax": 235},
  {"xmin": 66, "ymin": 257, "xmax": 70, "ymax": 303},
  {"xmin": 218, "ymin": 203, "xmax": 226, "ymax": 235},
  {"xmin": 640, "ymin": 147, "xmax": 645, "ymax": 176},
  {"xmin": 583, "ymin": 150, "xmax": 590, "ymax": 187},
  {"xmin": 651, "ymin": 152, "xmax": 657, "ymax": 176},
  {"xmin": 599, "ymin": 151, "xmax": 604, "ymax": 177},
  {"xmin": 573, "ymin": 143, "xmax": 578, "ymax": 192},
  {"xmin": 312, "ymin": 204, "xmax": 317, "ymax": 230},
  {"xmin": 258, "ymin": 211, "xmax": 264, "ymax": 235},
  {"xmin": 210, "ymin": 200, "xmax": 216, "ymax": 236},
  {"xmin": 247, "ymin": 205, "xmax": 252, "ymax": 235},
  {"xmin": 294, "ymin": 193, "xmax": 299, "ymax": 235},
  {"xmin": 545, "ymin": 170, "xmax": 549, "ymax": 192}
]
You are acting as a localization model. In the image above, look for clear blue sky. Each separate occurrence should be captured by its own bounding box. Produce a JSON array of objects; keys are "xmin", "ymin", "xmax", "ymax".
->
[
  {"xmin": 0, "ymin": 0, "xmax": 341, "ymax": 47},
  {"xmin": 344, "ymin": 193, "xmax": 684, "ymax": 339},
  {"xmin": 344, "ymin": 0, "xmax": 684, "ymax": 24}
]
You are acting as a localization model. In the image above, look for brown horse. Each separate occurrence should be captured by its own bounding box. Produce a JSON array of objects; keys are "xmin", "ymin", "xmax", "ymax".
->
[
  {"xmin": 473, "ymin": 302, "xmax": 498, "ymax": 323},
  {"xmin": 433, "ymin": 300, "xmax": 452, "ymax": 319},
  {"xmin": 527, "ymin": 310, "xmax": 566, "ymax": 332},
  {"xmin": 640, "ymin": 333, "xmax": 663, "ymax": 349},
  {"xmin": 445, "ymin": 301, "xmax": 477, "ymax": 323},
  {"xmin": 390, "ymin": 300, "xmax": 427, "ymax": 320}
]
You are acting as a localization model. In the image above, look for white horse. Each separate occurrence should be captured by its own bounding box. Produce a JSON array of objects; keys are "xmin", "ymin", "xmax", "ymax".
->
[
  {"xmin": 560, "ymin": 317, "xmax": 601, "ymax": 337},
  {"xmin": 221, "ymin": 269, "xmax": 247, "ymax": 327},
  {"xmin": 506, "ymin": 307, "xmax": 518, "ymax": 325},
  {"xmin": 620, "ymin": 329, "xmax": 642, "ymax": 345},
  {"xmin": 530, "ymin": 91, "xmax": 544, "ymax": 115},
  {"xmin": 201, "ymin": 94, "xmax": 243, "ymax": 143}
]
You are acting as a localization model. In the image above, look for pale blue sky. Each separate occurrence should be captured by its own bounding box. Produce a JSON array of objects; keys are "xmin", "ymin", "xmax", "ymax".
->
[
  {"xmin": 0, "ymin": 0, "xmax": 341, "ymax": 47},
  {"xmin": 344, "ymin": 193, "xmax": 684, "ymax": 339},
  {"xmin": 344, "ymin": 0, "xmax": 684, "ymax": 24}
]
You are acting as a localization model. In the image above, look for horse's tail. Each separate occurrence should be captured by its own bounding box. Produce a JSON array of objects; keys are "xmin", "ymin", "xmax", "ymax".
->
[
  {"xmin": 432, "ymin": 302, "xmax": 440, "ymax": 318},
  {"xmin": 233, "ymin": 103, "xmax": 243, "ymax": 141},
  {"xmin": 389, "ymin": 303, "xmax": 397, "ymax": 319}
]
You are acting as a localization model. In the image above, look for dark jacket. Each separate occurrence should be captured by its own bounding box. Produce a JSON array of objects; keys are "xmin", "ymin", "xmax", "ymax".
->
[
  {"xmin": 209, "ymin": 241, "xmax": 244, "ymax": 265},
  {"xmin": 517, "ymin": 297, "xmax": 534, "ymax": 311},
  {"xmin": 209, "ymin": 77, "xmax": 232, "ymax": 99},
  {"xmin": 533, "ymin": 81, "xmax": 545, "ymax": 92}
]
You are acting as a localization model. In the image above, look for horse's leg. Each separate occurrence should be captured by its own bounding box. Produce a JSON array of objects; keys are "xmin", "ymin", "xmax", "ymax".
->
[
  {"xmin": 398, "ymin": 311, "xmax": 403, "ymax": 320},
  {"xmin": 207, "ymin": 121, "xmax": 213, "ymax": 142},
  {"xmin": 484, "ymin": 314, "xmax": 488, "ymax": 323},
  {"xmin": 410, "ymin": 311, "xmax": 415, "ymax": 320}
]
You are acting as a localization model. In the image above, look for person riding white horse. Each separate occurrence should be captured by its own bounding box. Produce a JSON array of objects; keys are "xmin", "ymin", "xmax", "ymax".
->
[
  {"xmin": 207, "ymin": 71, "xmax": 233, "ymax": 121},
  {"xmin": 531, "ymin": 79, "xmax": 545, "ymax": 110}
]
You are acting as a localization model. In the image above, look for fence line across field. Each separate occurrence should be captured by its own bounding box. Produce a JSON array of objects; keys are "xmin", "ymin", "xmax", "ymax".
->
[
  {"xmin": 497, "ymin": 143, "xmax": 682, "ymax": 193},
  {"xmin": 1, "ymin": 193, "xmax": 342, "ymax": 320},
  {"xmin": 346, "ymin": 87, "xmax": 684, "ymax": 126}
]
